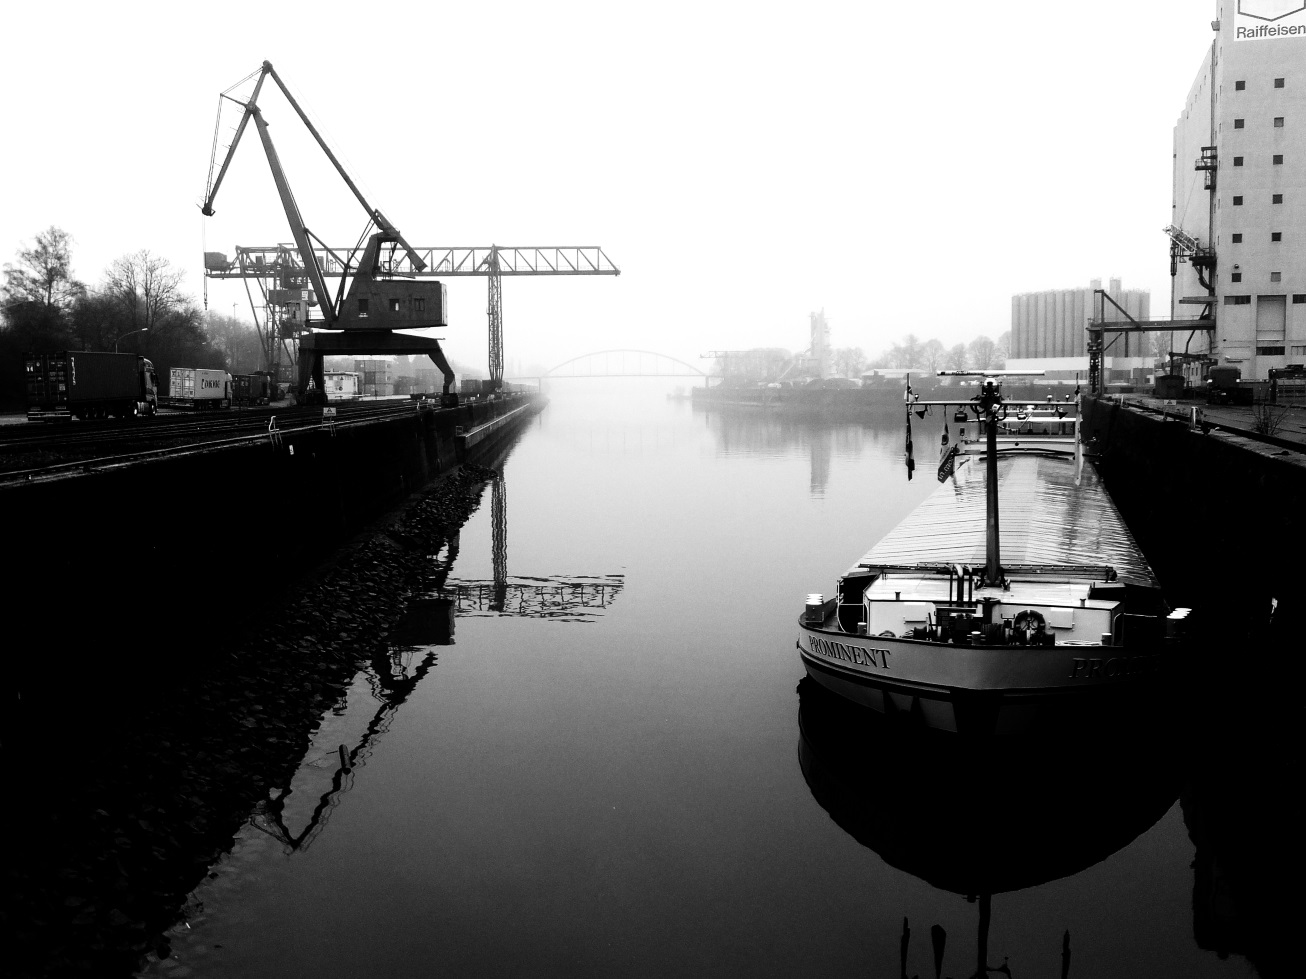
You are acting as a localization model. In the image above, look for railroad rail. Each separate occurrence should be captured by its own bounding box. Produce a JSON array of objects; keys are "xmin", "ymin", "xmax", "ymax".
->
[{"xmin": 0, "ymin": 400, "xmax": 439, "ymax": 484}]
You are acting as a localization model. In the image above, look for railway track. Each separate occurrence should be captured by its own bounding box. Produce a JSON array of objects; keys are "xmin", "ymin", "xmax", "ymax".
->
[{"xmin": 0, "ymin": 400, "xmax": 436, "ymax": 483}]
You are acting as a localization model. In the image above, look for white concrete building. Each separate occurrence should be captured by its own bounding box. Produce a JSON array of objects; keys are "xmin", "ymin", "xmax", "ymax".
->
[{"xmin": 1172, "ymin": 0, "xmax": 1306, "ymax": 380}]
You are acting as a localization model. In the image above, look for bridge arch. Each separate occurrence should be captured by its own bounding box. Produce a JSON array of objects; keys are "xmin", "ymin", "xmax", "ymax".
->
[{"xmin": 542, "ymin": 349, "xmax": 706, "ymax": 378}]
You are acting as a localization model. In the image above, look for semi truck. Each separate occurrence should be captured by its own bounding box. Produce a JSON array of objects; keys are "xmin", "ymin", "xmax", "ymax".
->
[
  {"xmin": 168, "ymin": 368, "xmax": 232, "ymax": 409},
  {"xmin": 24, "ymin": 350, "xmax": 159, "ymax": 421}
]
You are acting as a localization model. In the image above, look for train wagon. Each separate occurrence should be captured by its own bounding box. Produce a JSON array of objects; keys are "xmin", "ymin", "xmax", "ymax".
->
[
  {"xmin": 233, "ymin": 373, "xmax": 272, "ymax": 406},
  {"xmin": 168, "ymin": 368, "xmax": 231, "ymax": 409},
  {"xmin": 24, "ymin": 350, "xmax": 159, "ymax": 421}
]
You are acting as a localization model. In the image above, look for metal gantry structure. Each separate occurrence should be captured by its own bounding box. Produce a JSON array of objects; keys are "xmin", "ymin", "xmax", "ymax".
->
[{"xmin": 205, "ymin": 244, "xmax": 620, "ymax": 388}]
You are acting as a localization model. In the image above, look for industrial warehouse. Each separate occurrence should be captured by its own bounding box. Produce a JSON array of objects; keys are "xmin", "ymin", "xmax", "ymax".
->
[{"xmin": 1010, "ymin": 0, "xmax": 1304, "ymax": 395}]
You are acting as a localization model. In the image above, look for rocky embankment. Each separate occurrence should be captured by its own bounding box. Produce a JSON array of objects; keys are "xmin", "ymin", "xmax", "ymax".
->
[{"xmin": 9, "ymin": 464, "xmax": 500, "ymax": 978}]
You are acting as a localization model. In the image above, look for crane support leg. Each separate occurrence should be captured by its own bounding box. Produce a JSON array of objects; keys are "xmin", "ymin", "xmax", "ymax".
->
[
  {"xmin": 298, "ymin": 331, "xmax": 458, "ymax": 405},
  {"xmin": 488, "ymin": 270, "xmax": 503, "ymax": 391},
  {"xmin": 426, "ymin": 345, "xmax": 456, "ymax": 397}
]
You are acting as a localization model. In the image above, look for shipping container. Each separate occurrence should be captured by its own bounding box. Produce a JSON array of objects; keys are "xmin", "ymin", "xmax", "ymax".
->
[
  {"xmin": 324, "ymin": 371, "xmax": 360, "ymax": 400},
  {"xmin": 24, "ymin": 351, "xmax": 159, "ymax": 421},
  {"xmin": 168, "ymin": 368, "xmax": 232, "ymax": 408}
]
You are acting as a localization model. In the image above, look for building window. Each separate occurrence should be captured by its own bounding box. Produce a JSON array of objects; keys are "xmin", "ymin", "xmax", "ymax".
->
[
  {"xmin": 1231, "ymin": 272, "xmax": 1242, "ymax": 282},
  {"xmin": 1235, "ymin": 80, "xmax": 1246, "ymax": 90},
  {"xmin": 1274, "ymin": 117, "xmax": 1284, "ymax": 127},
  {"xmin": 1273, "ymin": 193, "xmax": 1284, "ymax": 203},
  {"xmin": 358, "ymin": 298, "xmax": 369, "ymax": 317},
  {"xmin": 1233, "ymin": 196, "xmax": 1243, "ymax": 205},
  {"xmin": 1271, "ymin": 272, "xmax": 1282, "ymax": 282},
  {"xmin": 1234, "ymin": 156, "xmax": 1244, "ymax": 166},
  {"xmin": 390, "ymin": 298, "xmax": 401, "ymax": 312},
  {"xmin": 1294, "ymin": 345, "xmax": 1306, "ymax": 356},
  {"xmin": 1232, "ymin": 233, "xmax": 1243, "ymax": 243},
  {"xmin": 1274, "ymin": 154, "xmax": 1284, "ymax": 164},
  {"xmin": 1294, "ymin": 295, "xmax": 1306, "ymax": 304},
  {"xmin": 1275, "ymin": 78, "xmax": 1285, "ymax": 88},
  {"xmin": 1257, "ymin": 346, "xmax": 1285, "ymax": 355},
  {"xmin": 1234, "ymin": 118, "xmax": 1245, "ymax": 128},
  {"xmin": 1272, "ymin": 232, "xmax": 1282, "ymax": 242},
  {"xmin": 1224, "ymin": 295, "xmax": 1251, "ymax": 305},
  {"xmin": 414, "ymin": 297, "xmax": 425, "ymax": 312}
]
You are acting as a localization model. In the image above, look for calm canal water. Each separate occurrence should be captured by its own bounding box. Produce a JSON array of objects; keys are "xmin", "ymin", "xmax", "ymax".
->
[{"xmin": 143, "ymin": 381, "xmax": 1276, "ymax": 978}]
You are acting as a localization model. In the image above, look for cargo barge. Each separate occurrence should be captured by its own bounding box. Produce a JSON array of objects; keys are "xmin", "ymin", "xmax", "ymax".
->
[{"xmin": 797, "ymin": 372, "xmax": 1189, "ymax": 736}]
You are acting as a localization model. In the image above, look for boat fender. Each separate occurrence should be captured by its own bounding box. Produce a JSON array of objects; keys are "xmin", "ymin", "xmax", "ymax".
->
[{"xmin": 878, "ymin": 630, "xmax": 897, "ymax": 638}]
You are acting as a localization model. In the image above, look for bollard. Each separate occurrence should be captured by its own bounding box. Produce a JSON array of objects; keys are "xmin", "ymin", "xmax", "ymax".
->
[{"xmin": 338, "ymin": 744, "xmax": 351, "ymax": 772}]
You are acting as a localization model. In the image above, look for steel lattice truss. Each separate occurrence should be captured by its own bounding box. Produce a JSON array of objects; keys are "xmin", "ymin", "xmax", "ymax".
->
[{"xmin": 205, "ymin": 245, "xmax": 619, "ymax": 279}]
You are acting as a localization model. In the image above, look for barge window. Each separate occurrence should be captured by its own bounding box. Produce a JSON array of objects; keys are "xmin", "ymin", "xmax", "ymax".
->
[
  {"xmin": 1274, "ymin": 117, "xmax": 1284, "ymax": 127},
  {"xmin": 1233, "ymin": 156, "xmax": 1243, "ymax": 166},
  {"xmin": 1233, "ymin": 196, "xmax": 1243, "ymax": 205},
  {"xmin": 1231, "ymin": 272, "xmax": 1242, "ymax": 282},
  {"xmin": 1275, "ymin": 78, "xmax": 1284, "ymax": 88},
  {"xmin": 1273, "ymin": 154, "xmax": 1283, "ymax": 164},
  {"xmin": 1271, "ymin": 272, "xmax": 1282, "ymax": 282},
  {"xmin": 1272, "ymin": 232, "xmax": 1282, "ymax": 242},
  {"xmin": 1234, "ymin": 118, "xmax": 1245, "ymax": 128},
  {"xmin": 1232, "ymin": 233, "xmax": 1242, "ymax": 243},
  {"xmin": 358, "ymin": 299, "xmax": 369, "ymax": 318},
  {"xmin": 1235, "ymin": 80, "xmax": 1245, "ymax": 90},
  {"xmin": 1273, "ymin": 193, "xmax": 1284, "ymax": 203}
]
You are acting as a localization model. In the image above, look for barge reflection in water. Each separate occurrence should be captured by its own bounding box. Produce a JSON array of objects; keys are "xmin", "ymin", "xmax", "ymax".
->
[{"xmin": 796, "ymin": 676, "xmax": 1181, "ymax": 976}]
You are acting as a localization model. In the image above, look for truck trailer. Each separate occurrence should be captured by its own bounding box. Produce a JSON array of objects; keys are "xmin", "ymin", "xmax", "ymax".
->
[
  {"xmin": 168, "ymin": 368, "xmax": 232, "ymax": 409},
  {"xmin": 24, "ymin": 351, "xmax": 159, "ymax": 421}
]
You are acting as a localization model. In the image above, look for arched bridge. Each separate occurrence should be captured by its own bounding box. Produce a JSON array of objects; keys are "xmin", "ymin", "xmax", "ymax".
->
[{"xmin": 540, "ymin": 349, "xmax": 706, "ymax": 378}]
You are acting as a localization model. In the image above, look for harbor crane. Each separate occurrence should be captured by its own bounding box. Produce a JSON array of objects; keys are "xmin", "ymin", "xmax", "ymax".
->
[
  {"xmin": 201, "ymin": 61, "xmax": 618, "ymax": 394},
  {"xmin": 201, "ymin": 61, "xmax": 456, "ymax": 401}
]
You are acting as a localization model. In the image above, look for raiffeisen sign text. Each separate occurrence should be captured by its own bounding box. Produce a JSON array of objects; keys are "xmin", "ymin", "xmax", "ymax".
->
[{"xmin": 1234, "ymin": 1, "xmax": 1306, "ymax": 40}]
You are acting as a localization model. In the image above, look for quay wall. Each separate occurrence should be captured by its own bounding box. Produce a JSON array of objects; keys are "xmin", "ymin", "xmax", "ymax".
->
[
  {"xmin": 1081, "ymin": 396, "xmax": 1306, "ymax": 644},
  {"xmin": 5, "ymin": 394, "xmax": 544, "ymax": 681}
]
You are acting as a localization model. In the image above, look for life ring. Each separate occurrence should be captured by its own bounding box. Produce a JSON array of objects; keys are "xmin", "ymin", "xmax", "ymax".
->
[{"xmin": 1012, "ymin": 609, "xmax": 1046, "ymax": 634}]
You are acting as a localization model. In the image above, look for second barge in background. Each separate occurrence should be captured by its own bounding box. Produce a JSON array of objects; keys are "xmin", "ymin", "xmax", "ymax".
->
[{"xmin": 797, "ymin": 372, "xmax": 1189, "ymax": 736}]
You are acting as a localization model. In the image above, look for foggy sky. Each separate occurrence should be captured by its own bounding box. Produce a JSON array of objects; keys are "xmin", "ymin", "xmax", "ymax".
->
[{"xmin": 0, "ymin": 0, "xmax": 1216, "ymax": 375}]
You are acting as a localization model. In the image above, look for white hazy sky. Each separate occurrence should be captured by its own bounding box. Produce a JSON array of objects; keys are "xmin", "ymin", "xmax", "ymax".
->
[{"xmin": 1, "ymin": 0, "xmax": 1217, "ymax": 374}]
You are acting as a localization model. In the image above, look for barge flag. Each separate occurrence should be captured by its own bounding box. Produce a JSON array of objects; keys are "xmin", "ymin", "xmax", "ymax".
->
[
  {"xmin": 905, "ymin": 409, "xmax": 915, "ymax": 480},
  {"xmin": 937, "ymin": 442, "xmax": 960, "ymax": 483}
]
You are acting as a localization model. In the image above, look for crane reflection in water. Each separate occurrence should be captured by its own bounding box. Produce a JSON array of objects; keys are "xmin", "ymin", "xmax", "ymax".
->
[
  {"xmin": 249, "ymin": 470, "xmax": 623, "ymax": 852},
  {"xmin": 796, "ymin": 677, "xmax": 1181, "ymax": 978}
]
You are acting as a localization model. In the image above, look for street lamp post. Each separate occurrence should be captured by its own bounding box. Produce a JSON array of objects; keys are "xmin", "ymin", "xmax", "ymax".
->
[{"xmin": 114, "ymin": 328, "xmax": 149, "ymax": 352}]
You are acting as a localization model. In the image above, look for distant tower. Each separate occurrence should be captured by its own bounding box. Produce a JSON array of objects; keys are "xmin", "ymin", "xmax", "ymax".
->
[{"xmin": 810, "ymin": 310, "xmax": 831, "ymax": 378}]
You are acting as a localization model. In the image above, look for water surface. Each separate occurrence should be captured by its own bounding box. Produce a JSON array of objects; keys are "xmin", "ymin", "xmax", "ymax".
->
[{"xmin": 145, "ymin": 381, "xmax": 1273, "ymax": 978}]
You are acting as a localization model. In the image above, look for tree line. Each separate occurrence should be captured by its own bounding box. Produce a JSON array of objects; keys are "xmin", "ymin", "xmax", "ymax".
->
[
  {"xmin": 0, "ymin": 227, "xmax": 264, "ymax": 408},
  {"xmin": 864, "ymin": 333, "xmax": 1009, "ymax": 373}
]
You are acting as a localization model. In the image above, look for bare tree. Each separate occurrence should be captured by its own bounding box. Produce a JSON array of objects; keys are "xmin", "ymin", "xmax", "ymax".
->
[
  {"xmin": 103, "ymin": 250, "xmax": 186, "ymax": 341},
  {"xmin": 2, "ymin": 226, "xmax": 85, "ymax": 313},
  {"xmin": 944, "ymin": 342, "xmax": 968, "ymax": 370},
  {"xmin": 994, "ymin": 331, "xmax": 1010, "ymax": 368},
  {"xmin": 899, "ymin": 334, "xmax": 922, "ymax": 369},
  {"xmin": 833, "ymin": 346, "xmax": 867, "ymax": 377},
  {"xmin": 968, "ymin": 335, "xmax": 999, "ymax": 370},
  {"xmin": 921, "ymin": 338, "xmax": 945, "ymax": 374}
]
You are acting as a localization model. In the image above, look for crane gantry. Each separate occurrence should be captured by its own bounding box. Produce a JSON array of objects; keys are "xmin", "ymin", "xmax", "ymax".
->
[
  {"xmin": 204, "ymin": 244, "xmax": 620, "ymax": 389},
  {"xmin": 201, "ymin": 61, "xmax": 619, "ymax": 396}
]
